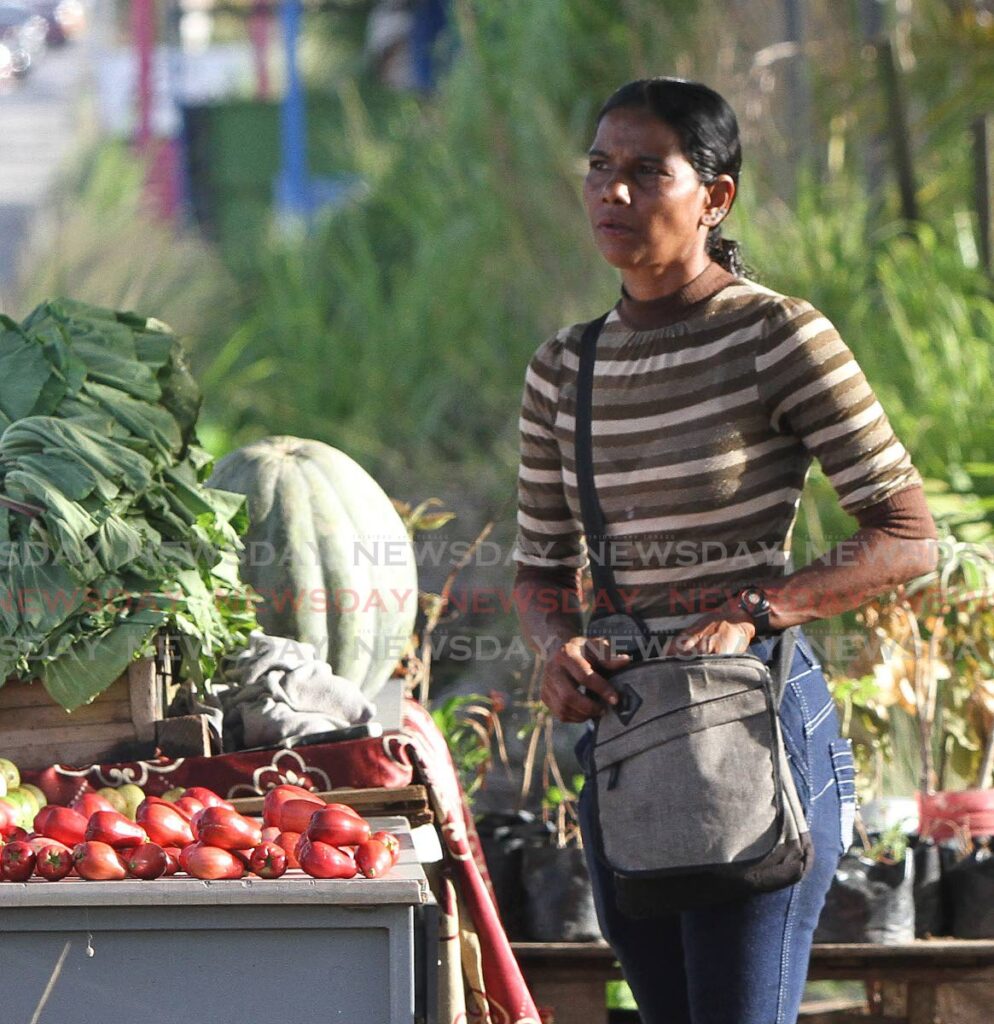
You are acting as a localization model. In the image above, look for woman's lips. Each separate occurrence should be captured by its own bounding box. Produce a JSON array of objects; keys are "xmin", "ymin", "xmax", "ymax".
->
[{"xmin": 596, "ymin": 220, "xmax": 635, "ymax": 236}]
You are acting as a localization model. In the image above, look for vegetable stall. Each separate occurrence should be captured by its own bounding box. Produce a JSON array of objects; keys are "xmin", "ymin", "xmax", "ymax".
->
[{"xmin": 0, "ymin": 300, "xmax": 539, "ymax": 1024}]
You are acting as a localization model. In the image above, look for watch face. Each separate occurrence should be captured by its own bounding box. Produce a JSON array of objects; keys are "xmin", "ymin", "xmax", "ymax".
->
[{"xmin": 741, "ymin": 588, "xmax": 770, "ymax": 615}]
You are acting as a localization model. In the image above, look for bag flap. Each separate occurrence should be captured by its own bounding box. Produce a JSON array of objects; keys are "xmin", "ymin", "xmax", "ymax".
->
[{"xmin": 593, "ymin": 685, "xmax": 769, "ymax": 771}]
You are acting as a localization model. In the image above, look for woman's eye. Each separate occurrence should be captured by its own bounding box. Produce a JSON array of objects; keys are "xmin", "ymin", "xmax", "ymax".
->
[
  {"xmin": 639, "ymin": 165, "xmax": 664, "ymax": 176},
  {"xmin": 588, "ymin": 160, "xmax": 608, "ymax": 172}
]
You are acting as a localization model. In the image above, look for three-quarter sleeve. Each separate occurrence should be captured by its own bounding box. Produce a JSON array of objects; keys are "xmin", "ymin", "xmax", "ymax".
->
[
  {"xmin": 756, "ymin": 297, "xmax": 925, "ymax": 518},
  {"xmin": 512, "ymin": 333, "xmax": 588, "ymax": 570}
]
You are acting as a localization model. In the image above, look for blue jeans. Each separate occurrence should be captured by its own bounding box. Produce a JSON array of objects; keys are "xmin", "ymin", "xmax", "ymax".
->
[{"xmin": 576, "ymin": 629, "xmax": 856, "ymax": 1024}]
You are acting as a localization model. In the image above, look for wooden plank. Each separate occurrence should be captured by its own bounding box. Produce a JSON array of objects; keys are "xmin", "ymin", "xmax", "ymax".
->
[
  {"xmin": 0, "ymin": 720, "xmax": 140, "ymax": 749},
  {"xmin": 155, "ymin": 715, "xmax": 214, "ymax": 757},
  {"xmin": 127, "ymin": 658, "xmax": 161, "ymax": 741},
  {"xmin": 809, "ymin": 940, "xmax": 994, "ymax": 973},
  {"xmin": 906, "ymin": 982, "xmax": 937, "ymax": 1024},
  {"xmin": 0, "ymin": 700, "xmax": 133, "ymax": 729},
  {"xmin": 0, "ymin": 723, "xmax": 142, "ymax": 770},
  {"xmin": 231, "ymin": 785, "xmax": 429, "ymax": 815},
  {"xmin": 0, "ymin": 674, "xmax": 130, "ymax": 709}
]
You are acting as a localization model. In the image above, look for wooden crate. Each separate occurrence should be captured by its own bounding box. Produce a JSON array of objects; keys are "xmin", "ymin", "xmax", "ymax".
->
[{"xmin": 0, "ymin": 659, "xmax": 165, "ymax": 771}]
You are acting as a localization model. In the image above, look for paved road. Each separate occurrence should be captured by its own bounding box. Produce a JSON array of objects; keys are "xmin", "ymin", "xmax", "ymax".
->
[{"xmin": 0, "ymin": 28, "xmax": 94, "ymax": 309}]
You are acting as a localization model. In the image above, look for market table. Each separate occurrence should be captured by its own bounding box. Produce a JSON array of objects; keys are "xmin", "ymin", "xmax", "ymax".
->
[
  {"xmin": 0, "ymin": 817, "xmax": 437, "ymax": 1024},
  {"xmin": 511, "ymin": 939, "xmax": 994, "ymax": 1024}
]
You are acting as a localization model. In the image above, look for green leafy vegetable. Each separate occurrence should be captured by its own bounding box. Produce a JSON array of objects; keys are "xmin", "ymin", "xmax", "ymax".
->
[{"xmin": 0, "ymin": 300, "xmax": 256, "ymax": 711}]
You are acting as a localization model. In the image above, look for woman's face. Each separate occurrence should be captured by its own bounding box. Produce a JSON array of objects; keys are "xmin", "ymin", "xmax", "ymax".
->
[{"xmin": 583, "ymin": 106, "xmax": 729, "ymax": 274}]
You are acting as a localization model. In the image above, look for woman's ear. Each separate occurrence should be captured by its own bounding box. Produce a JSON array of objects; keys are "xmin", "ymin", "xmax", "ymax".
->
[{"xmin": 702, "ymin": 175, "xmax": 736, "ymax": 226}]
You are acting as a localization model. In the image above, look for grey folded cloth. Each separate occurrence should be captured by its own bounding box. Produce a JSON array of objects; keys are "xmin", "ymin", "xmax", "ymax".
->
[{"xmin": 170, "ymin": 631, "xmax": 376, "ymax": 751}]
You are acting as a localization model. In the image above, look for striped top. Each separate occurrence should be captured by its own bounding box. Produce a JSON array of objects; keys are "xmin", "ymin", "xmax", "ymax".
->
[{"xmin": 512, "ymin": 269, "xmax": 924, "ymax": 633}]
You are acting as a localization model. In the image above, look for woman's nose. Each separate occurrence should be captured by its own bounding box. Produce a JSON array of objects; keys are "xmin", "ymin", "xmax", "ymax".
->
[{"xmin": 602, "ymin": 176, "xmax": 631, "ymax": 204}]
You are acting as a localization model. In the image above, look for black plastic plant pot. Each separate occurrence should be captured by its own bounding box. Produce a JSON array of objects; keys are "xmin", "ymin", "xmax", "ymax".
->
[
  {"xmin": 946, "ymin": 843, "xmax": 994, "ymax": 939},
  {"xmin": 476, "ymin": 811, "xmax": 537, "ymax": 941},
  {"xmin": 912, "ymin": 838, "xmax": 949, "ymax": 938},
  {"xmin": 522, "ymin": 841, "xmax": 603, "ymax": 942},
  {"xmin": 814, "ymin": 851, "xmax": 916, "ymax": 944}
]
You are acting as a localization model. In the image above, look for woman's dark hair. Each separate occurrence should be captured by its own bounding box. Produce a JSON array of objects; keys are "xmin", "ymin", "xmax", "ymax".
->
[{"xmin": 597, "ymin": 77, "xmax": 746, "ymax": 276}]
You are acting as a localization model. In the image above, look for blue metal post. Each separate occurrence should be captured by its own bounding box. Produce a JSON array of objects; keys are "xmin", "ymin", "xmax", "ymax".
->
[{"xmin": 276, "ymin": 0, "xmax": 310, "ymax": 219}]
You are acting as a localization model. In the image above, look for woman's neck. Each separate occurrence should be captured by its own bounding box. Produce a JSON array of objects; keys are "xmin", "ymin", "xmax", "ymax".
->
[
  {"xmin": 617, "ymin": 260, "xmax": 738, "ymax": 331},
  {"xmin": 619, "ymin": 252, "xmax": 714, "ymax": 302}
]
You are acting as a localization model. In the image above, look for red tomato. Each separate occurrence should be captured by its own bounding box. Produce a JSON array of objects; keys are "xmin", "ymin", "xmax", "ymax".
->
[
  {"xmin": 123, "ymin": 842, "xmax": 169, "ymax": 880},
  {"xmin": 182, "ymin": 787, "xmax": 234, "ymax": 811},
  {"xmin": 370, "ymin": 830, "xmax": 401, "ymax": 863},
  {"xmin": 72, "ymin": 842, "xmax": 127, "ymax": 881},
  {"xmin": 184, "ymin": 844, "xmax": 246, "ymax": 880},
  {"xmin": 84, "ymin": 811, "xmax": 147, "ymax": 850},
  {"xmin": 26, "ymin": 835, "xmax": 72, "ymax": 858},
  {"xmin": 323, "ymin": 802, "xmax": 363, "ymax": 820},
  {"xmin": 1, "ymin": 840, "xmax": 37, "ymax": 881},
  {"xmin": 249, "ymin": 841, "xmax": 288, "ymax": 879},
  {"xmin": 297, "ymin": 837, "xmax": 357, "ymax": 879},
  {"xmin": 162, "ymin": 847, "xmax": 182, "ymax": 876},
  {"xmin": 71, "ymin": 792, "xmax": 117, "ymax": 818},
  {"xmin": 355, "ymin": 839, "xmax": 394, "ymax": 879},
  {"xmin": 178, "ymin": 842, "xmax": 199, "ymax": 874},
  {"xmin": 35, "ymin": 806, "xmax": 88, "ymax": 847},
  {"xmin": 36, "ymin": 845, "xmax": 74, "ymax": 881},
  {"xmin": 195, "ymin": 807, "xmax": 262, "ymax": 851},
  {"xmin": 306, "ymin": 807, "xmax": 371, "ymax": 848},
  {"xmin": 173, "ymin": 796, "xmax": 205, "ymax": 819},
  {"xmin": 274, "ymin": 831, "xmax": 302, "ymax": 869},
  {"xmin": 273, "ymin": 798, "xmax": 324, "ymax": 834},
  {"xmin": 136, "ymin": 801, "xmax": 195, "ymax": 847},
  {"xmin": 262, "ymin": 784, "xmax": 323, "ymax": 829},
  {"xmin": 0, "ymin": 801, "xmax": 16, "ymax": 838}
]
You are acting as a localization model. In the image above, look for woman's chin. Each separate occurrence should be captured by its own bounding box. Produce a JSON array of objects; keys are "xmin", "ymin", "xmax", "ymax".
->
[{"xmin": 593, "ymin": 238, "xmax": 641, "ymax": 270}]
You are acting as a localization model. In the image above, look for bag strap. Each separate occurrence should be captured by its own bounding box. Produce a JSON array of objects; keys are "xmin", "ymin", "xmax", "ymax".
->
[
  {"xmin": 771, "ymin": 626, "xmax": 799, "ymax": 709},
  {"xmin": 575, "ymin": 313, "xmax": 629, "ymax": 618},
  {"xmin": 576, "ymin": 313, "xmax": 796, "ymax": 683}
]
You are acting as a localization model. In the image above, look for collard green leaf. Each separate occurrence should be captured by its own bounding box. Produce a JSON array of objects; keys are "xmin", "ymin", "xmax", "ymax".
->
[
  {"xmin": 0, "ymin": 322, "xmax": 58, "ymax": 421},
  {"xmin": 94, "ymin": 514, "xmax": 146, "ymax": 574},
  {"xmin": 15, "ymin": 453, "xmax": 97, "ymax": 501},
  {"xmin": 83, "ymin": 380, "xmax": 182, "ymax": 457},
  {"xmin": 40, "ymin": 609, "xmax": 166, "ymax": 711}
]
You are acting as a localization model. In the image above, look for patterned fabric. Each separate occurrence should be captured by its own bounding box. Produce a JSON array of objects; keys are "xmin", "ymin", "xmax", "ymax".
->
[
  {"xmin": 513, "ymin": 271, "xmax": 923, "ymax": 632},
  {"xmin": 25, "ymin": 699, "xmax": 540, "ymax": 1024}
]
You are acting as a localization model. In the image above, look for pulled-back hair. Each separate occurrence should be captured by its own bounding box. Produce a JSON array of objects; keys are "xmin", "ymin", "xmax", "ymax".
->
[{"xmin": 598, "ymin": 78, "xmax": 746, "ymax": 276}]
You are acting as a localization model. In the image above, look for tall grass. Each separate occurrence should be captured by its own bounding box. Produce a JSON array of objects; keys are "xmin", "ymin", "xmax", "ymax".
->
[{"xmin": 15, "ymin": 2, "xmax": 994, "ymax": 664}]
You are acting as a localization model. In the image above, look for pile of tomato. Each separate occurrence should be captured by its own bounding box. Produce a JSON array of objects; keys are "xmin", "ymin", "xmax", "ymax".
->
[{"xmin": 0, "ymin": 784, "xmax": 400, "ymax": 883}]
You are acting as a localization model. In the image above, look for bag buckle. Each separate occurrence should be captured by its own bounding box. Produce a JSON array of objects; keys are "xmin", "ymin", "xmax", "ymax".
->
[{"xmin": 614, "ymin": 684, "xmax": 642, "ymax": 726}]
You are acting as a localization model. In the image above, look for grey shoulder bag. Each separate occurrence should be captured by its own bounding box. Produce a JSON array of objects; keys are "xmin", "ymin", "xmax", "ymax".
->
[{"xmin": 574, "ymin": 314, "xmax": 813, "ymax": 916}]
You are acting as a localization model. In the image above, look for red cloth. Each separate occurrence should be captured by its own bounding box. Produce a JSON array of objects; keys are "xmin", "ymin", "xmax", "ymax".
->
[
  {"xmin": 25, "ymin": 698, "xmax": 540, "ymax": 1024},
  {"xmin": 27, "ymin": 734, "xmax": 413, "ymax": 807}
]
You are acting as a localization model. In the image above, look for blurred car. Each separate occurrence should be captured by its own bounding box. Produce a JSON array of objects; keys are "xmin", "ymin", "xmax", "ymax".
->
[
  {"xmin": 0, "ymin": 40, "xmax": 14, "ymax": 79},
  {"xmin": 24, "ymin": 0, "xmax": 83, "ymax": 45},
  {"xmin": 0, "ymin": 3, "xmax": 47, "ymax": 75}
]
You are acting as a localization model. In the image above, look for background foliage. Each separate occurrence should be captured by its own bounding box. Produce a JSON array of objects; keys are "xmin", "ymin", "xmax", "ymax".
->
[{"xmin": 11, "ymin": 0, "xmax": 994, "ymax": 699}]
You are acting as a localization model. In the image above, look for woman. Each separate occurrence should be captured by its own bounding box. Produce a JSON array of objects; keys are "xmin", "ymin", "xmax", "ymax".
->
[{"xmin": 512, "ymin": 78, "xmax": 937, "ymax": 1024}]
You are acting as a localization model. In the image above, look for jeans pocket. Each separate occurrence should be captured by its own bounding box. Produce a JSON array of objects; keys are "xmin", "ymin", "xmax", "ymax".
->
[{"xmin": 830, "ymin": 737, "xmax": 857, "ymax": 855}]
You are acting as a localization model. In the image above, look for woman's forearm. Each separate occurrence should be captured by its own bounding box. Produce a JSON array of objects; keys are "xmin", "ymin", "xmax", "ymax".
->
[
  {"xmin": 765, "ymin": 527, "xmax": 938, "ymax": 630},
  {"xmin": 513, "ymin": 570, "xmax": 584, "ymax": 658}
]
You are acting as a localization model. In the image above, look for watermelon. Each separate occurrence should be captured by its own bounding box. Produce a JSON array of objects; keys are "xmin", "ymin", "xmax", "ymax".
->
[{"xmin": 208, "ymin": 437, "xmax": 417, "ymax": 699}]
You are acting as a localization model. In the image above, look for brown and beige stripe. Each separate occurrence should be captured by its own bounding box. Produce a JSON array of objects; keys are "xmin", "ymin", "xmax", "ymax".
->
[{"xmin": 513, "ymin": 277, "xmax": 922, "ymax": 631}]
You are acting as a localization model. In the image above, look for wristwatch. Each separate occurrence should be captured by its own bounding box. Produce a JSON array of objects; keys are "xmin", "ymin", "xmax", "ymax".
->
[{"xmin": 737, "ymin": 585, "xmax": 772, "ymax": 635}]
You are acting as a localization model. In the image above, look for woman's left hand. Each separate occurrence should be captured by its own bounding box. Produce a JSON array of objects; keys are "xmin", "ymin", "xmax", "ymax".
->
[{"xmin": 671, "ymin": 602, "xmax": 756, "ymax": 656}]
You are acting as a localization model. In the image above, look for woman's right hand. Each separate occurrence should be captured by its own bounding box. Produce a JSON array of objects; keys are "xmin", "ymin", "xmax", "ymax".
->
[{"xmin": 541, "ymin": 637, "xmax": 631, "ymax": 723}]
